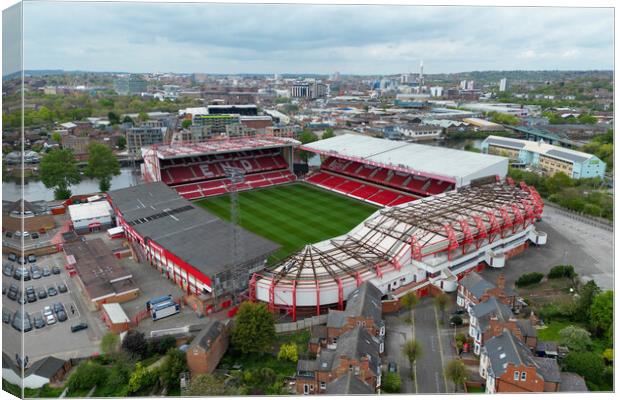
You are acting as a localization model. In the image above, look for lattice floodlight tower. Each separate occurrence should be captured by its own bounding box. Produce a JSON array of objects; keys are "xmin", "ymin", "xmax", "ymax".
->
[{"xmin": 223, "ymin": 165, "xmax": 246, "ymax": 303}]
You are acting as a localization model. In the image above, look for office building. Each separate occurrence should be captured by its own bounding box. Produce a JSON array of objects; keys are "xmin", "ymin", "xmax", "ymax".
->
[
  {"xmin": 113, "ymin": 75, "xmax": 147, "ymax": 95},
  {"xmin": 499, "ymin": 78, "xmax": 508, "ymax": 92}
]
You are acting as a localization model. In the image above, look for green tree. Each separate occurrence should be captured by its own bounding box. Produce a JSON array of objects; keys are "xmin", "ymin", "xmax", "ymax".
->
[
  {"xmin": 434, "ymin": 293, "xmax": 449, "ymax": 321},
  {"xmin": 181, "ymin": 119, "xmax": 192, "ymax": 129},
  {"xmin": 400, "ymin": 292, "xmax": 419, "ymax": 312},
  {"xmin": 576, "ymin": 280, "xmax": 601, "ymax": 323},
  {"xmin": 297, "ymin": 129, "xmax": 319, "ymax": 163},
  {"xmin": 127, "ymin": 362, "xmax": 158, "ymax": 394},
  {"xmin": 559, "ymin": 325, "xmax": 592, "ymax": 352},
  {"xmin": 545, "ymin": 172, "xmax": 573, "ymax": 194},
  {"xmin": 107, "ymin": 111, "xmax": 120, "ymax": 125},
  {"xmin": 402, "ymin": 340, "xmax": 422, "ymax": 379},
  {"xmin": 159, "ymin": 348, "xmax": 188, "ymax": 390},
  {"xmin": 122, "ymin": 330, "xmax": 148, "ymax": 359},
  {"xmin": 117, "ymin": 135, "xmax": 127, "ymax": 150},
  {"xmin": 122, "ymin": 115, "xmax": 134, "ymax": 125},
  {"xmin": 382, "ymin": 371, "xmax": 401, "ymax": 393},
  {"xmin": 277, "ymin": 342, "xmax": 299, "ymax": 363},
  {"xmin": 85, "ymin": 142, "xmax": 121, "ymax": 192},
  {"xmin": 67, "ymin": 361, "xmax": 109, "ymax": 393},
  {"xmin": 590, "ymin": 291, "xmax": 613, "ymax": 341},
  {"xmin": 100, "ymin": 332, "xmax": 120, "ymax": 355},
  {"xmin": 185, "ymin": 374, "xmax": 240, "ymax": 396},
  {"xmin": 39, "ymin": 148, "xmax": 81, "ymax": 200},
  {"xmin": 322, "ymin": 127, "xmax": 335, "ymax": 139},
  {"xmin": 444, "ymin": 359, "xmax": 467, "ymax": 392},
  {"xmin": 51, "ymin": 131, "xmax": 62, "ymax": 144},
  {"xmin": 231, "ymin": 301, "xmax": 276, "ymax": 354},
  {"xmin": 138, "ymin": 112, "xmax": 149, "ymax": 123},
  {"xmin": 562, "ymin": 352, "xmax": 607, "ymax": 390}
]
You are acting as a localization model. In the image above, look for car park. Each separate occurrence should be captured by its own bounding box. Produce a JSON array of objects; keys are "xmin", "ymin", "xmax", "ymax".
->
[
  {"xmin": 57, "ymin": 283, "xmax": 68, "ymax": 293},
  {"xmin": 3, "ymin": 264, "xmax": 14, "ymax": 277},
  {"xmin": 42, "ymin": 266, "xmax": 51, "ymax": 277},
  {"xmin": 51, "ymin": 266, "xmax": 61, "ymax": 275},
  {"xmin": 37, "ymin": 288, "xmax": 48, "ymax": 299},
  {"xmin": 71, "ymin": 323, "xmax": 88, "ymax": 333},
  {"xmin": 57, "ymin": 310, "xmax": 67, "ymax": 322},
  {"xmin": 27, "ymin": 254, "xmax": 37, "ymax": 263},
  {"xmin": 8, "ymin": 253, "xmax": 17, "ymax": 262},
  {"xmin": 2, "ymin": 308, "xmax": 11, "ymax": 324},
  {"xmin": 46, "ymin": 314, "xmax": 57, "ymax": 325},
  {"xmin": 33, "ymin": 315, "xmax": 45, "ymax": 329},
  {"xmin": 47, "ymin": 286, "xmax": 58, "ymax": 297}
]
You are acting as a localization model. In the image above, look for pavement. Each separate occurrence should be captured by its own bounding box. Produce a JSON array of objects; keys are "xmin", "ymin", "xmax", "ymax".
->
[
  {"xmin": 480, "ymin": 206, "xmax": 614, "ymax": 290},
  {"xmin": 383, "ymin": 312, "xmax": 415, "ymax": 394}
]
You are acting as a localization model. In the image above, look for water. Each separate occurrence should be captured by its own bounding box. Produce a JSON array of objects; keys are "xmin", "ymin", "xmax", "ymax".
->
[{"xmin": 2, "ymin": 167, "xmax": 141, "ymax": 201}]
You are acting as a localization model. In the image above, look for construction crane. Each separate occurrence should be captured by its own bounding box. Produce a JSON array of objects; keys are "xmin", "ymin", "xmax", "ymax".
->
[{"xmin": 223, "ymin": 166, "xmax": 246, "ymax": 305}]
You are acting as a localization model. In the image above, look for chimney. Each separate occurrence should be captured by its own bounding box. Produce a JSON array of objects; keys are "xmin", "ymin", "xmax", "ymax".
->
[
  {"xmin": 496, "ymin": 273, "xmax": 505, "ymax": 290},
  {"xmin": 529, "ymin": 311, "xmax": 539, "ymax": 326}
]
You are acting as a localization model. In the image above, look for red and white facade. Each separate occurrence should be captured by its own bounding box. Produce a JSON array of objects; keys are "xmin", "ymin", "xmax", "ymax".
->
[{"xmin": 250, "ymin": 178, "xmax": 546, "ymax": 321}]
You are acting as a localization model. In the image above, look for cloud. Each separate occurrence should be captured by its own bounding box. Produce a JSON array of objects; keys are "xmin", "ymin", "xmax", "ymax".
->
[{"xmin": 20, "ymin": 2, "xmax": 614, "ymax": 74}]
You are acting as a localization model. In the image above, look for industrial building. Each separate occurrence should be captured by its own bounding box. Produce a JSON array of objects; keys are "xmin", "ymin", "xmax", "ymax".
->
[
  {"xmin": 481, "ymin": 136, "xmax": 606, "ymax": 179},
  {"xmin": 68, "ymin": 201, "xmax": 114, "ymax": 234},
  {"xmin": 250, "ymin": 179, "xmax": 546, "ymax": 320},
  {"xmin": 107, "ymin": 182, "xmax": 279, "ymax": 298},
  {"xmin": 462, "ymin": 117, "xmax": 505, "ymax": 132}
]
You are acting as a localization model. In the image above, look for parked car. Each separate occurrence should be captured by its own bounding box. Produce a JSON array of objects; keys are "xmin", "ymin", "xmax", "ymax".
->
[
  {"xmin": 51, "ymin": 266, "xmax": 61, "ymax": 275},
  {"xmin": 30, "ymin": 233, "xmax": 40, "ymax": 239},
  {"xmin": 8, "ymin": 253, "xmax": 17, "ymax": 262},
  {"xmin": 43, "ymin": 306, "xmax": 53, "ymax": 318},
  {"xmin": 57, "ymin": 310, "xmax": 67, "ymax": 322},
  {"xmin": 27, "ymin": 254, "xmax": 37, "ymax": 263},
  {"xmin": 71, "ymin": 323, "xmax": 88, "ymax": 333},
  {"xmin": 17, "ymin": 256, "xmax": 26, "ymax": 265},
  {"xmin": 33, "ymin": 315, "xmax": 45, "ymax": 329},
  {"xmin": 31, "ymin": 267, "xmax": 42, "ymax": 280},
  {"xmin": 52, "ymin": 303, "xmax": 65, "ymax": 313},
  {"xmin": 7, "ymin": 285, "xmax": 18, "ymax": 301},
  {"xmin": 2, "ymin": 308, "xmax": 11, "ymax": 324},
  {"xmin": 57, "ymin": 283, "xmax": 68, "ymax": 293},
  {"xmin": 47, "ymin": 286, "xmax": 58, "ymax": 297},
  {"xmin": 3, "ymin": 264, "xmax": 14, "ymax": 277},
  {"xmin": 12, "ymin": 311, "xmax": 32, "ymax": 332},
  {"xmin": 13, "ymin": 267, "xmax": 26, "ymax": 281},
  {"xmin": 388, "ymin": 362, "xmax": 398, "ymax": 373},
  {"xmin": 42, "ymin": 266, "xmax": 51, "ymax": 277},
  {"xmin": 17, "ymin": 295, "xmax": 26, "ymax": 305},
  {"xmin": 46, "ymin": 314, "xmax": 57, "ymax": 325},
  {"xmin": 26, "ymin": 290, "xmax": 37, "ymax": 303},
  {"xmin": 37, "ymin": 288, "xmax": 48, "ymax": 300}
]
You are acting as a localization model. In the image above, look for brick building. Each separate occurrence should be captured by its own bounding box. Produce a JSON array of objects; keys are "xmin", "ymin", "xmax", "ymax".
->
[
  {"xmin": 186, "ymin": 319, "xmax": 230, "ymax": 376},
  {"xmin": 457, "ymin": 272, "xmax": 517, "ymax": 311},
  {"xmin": 295, "ymin": 326, "xmax": 381, "ymax": 395}
]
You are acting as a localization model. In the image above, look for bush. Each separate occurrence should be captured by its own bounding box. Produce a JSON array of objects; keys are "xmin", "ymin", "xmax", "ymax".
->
[
  {"xmin": 68, "ymin": 361, "xmax": 110, "ymax": 392},
  {"xmin": 562, "ymin": 352, "xmax": 607, "ymax": 390},
  {"xmin": 277, "ymin": 343, "xmax": 298, "ymax": 363},
  {"xmin": 516, "ymin": 272, "xmax": 544, "ymax": 287},
  {"xmin": 559, "ymin": 325, "xmax": 592, "ymax": 352},
  {"xmin": 382, "ymin": 372, "xmax": 401, "ymax": 393},
  {"xmin": 450, "ymin": 315, "xmax": 463, "ymax": 326},
  {"xmin": 148, "ymin": 335, "xmax": 177, "ymax": 356},
  {"xmin": 122, "ymin": 330, "xmax": 148, "ymax": 359},
  {"xmin": 548, "ymin": 265, "xmax": 576, "ymax": 279}
]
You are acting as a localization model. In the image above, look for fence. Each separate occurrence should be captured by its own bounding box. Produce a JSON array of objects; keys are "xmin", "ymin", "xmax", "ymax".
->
[
  {"xmin": 275, "ymin": 314, "xmax": 328, "ymax": 333},
  {"xmin": 544, "ymin": 201, "xmax": 613, "ymax": 232}
]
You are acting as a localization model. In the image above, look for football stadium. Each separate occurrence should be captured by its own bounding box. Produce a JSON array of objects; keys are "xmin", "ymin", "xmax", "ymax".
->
[{"xmin": 135, "ymin": 134, "xmax": 547, "ymax": 320}]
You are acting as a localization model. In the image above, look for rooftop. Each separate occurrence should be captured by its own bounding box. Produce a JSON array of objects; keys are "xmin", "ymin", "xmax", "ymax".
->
[
  {"xmin": 485, "ymin": 135, "xmax": 599, "ymax": 164},
  {"xmin": 302, "ymin": 133, "xmax": 508, "ymax": 185},
  {"xmin": 147, "ymin": 136, "xmax": 300, "ymax": 159}
]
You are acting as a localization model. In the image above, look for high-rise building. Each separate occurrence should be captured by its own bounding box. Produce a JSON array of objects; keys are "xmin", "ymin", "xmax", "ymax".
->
[
  {"xmin": 466, "ymin": 80, "xmax": 475, "ymax": 90},
  {"xmin": 499, "ymin": 78, "xmax": 508, "ymax": 92},
  {"xmin": 429, "ymin": 86, "xmax": 444, "ymax": 97},
  {"xmin": 290, "ymin": 81, "xmax": 328, "ymax": 99},
  {"xmin": 113, "ymin": 75, "xmax": 147, "ymax": 95},
  {"xmin": 419, "ymin": 60, "xmax": 424, "ymax": 86},
  {"xmin": 460, "ymin": 80, "xmax": 468, "ymax": 90}
]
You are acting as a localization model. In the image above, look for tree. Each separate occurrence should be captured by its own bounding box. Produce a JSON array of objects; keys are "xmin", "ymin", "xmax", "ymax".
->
[
  {"xmin": 138, "ymin": 112, "xmax": 149, "ymax": 123},
  {"xmin": 39, "ymin": 148, "xmax": 81, "ymax": 200},
  {"xmin": 444, "ymin": 359, "xmax": 467, "ymax": 392},
  {"xmin": 559, "ymin": 325, "xmax": 592, "ymax": 352},
  {"xmin": 127, "ymin": 362, "xmax": 158, "ymax": 394},
  {"xmin": 122, "ymin": 330, "xmax": 148, "ymax": 358},
  {"xmin": 434, "ymin": 293, "xmax": 449, "ymax": 321},
  {"xmin": 297, "ymin": 129, "xmax": 319, "ymax": 163},
  {"xmin": 515, "ymin": 272, "xmax": 544, "ymax": 287},
  {"xmin": 67, "ymin": 361, "xmax": 109, "ymax": 393},
  {"xmin": 575, "ymin": 280, "xmax": 601, "ymax": 323},
  {"xmin": 322, "ymin": 127, "xmax": 335, "ymax": 139},
  {"xmin": 545, "ymin": 172, "xmax": 573, "ymax": 194},
  {"xmin": 51, "ymin": 131, "xmax": 62, "ymax": 144},
  {"xmin": 85, "ymin": 142, "xmax": 121, "ymax": 192},
  {"xmin": 148, "ymin": 335, "xmax": 177, "ymax": 355},
  {"xmin": 117, "ymin": 136, "xmax": 126, "ymax": 150},
  {"xmin": 159, "ymin": 348, "xmax": 187, "ymax": 390},
  {"xmin": 231, "ymin": 301, "xmax": 276, "ymax": 354},
  {"xmin": 590, "ymin": 291, "xmax": 613, "ymax": 341},
  {"xmin": 450, "ymin": 315, "xmax": 463, "ymax": 327},
  {"xmin": 400, "ymin": 292, "xmax": 419, "ymax": 312},
  {"xmin": 402, "ymin": 340, "xmax": 422, "ymax": 379},
  {"xmin": 100, "ymin": 332, "xmax": 120, "ymax": 355},
  {"xmin": 185, "ymin": 374, "xmax": 240, "ymax": 396},
  {"xmin": 562, "ymin": 352, "xmax": 606, "ymax": 390},
  {"xmin": 382, "ymin": 372, "xmax": 401, "ymax": 393},
  {"xmin": 108, "ymin": 111, "xmax": 120, "ymax": 125},
  {"xmin": 277, "ymin": 343, "xmax": 298, "ymax": 363},
  {"xmin": 181, "ymin": 119, "xmax": 192, "ymax": 129},
  {"xmin": 122, "ymin": 115, "xmax": 134, "ymax": 125},
  {"xmin": 547, "ymin": 265, "xmax": 576, "ymax": 279}
]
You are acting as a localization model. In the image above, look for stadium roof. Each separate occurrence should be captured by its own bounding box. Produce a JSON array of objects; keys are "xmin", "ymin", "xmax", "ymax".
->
[
  {"xmin": 301, "ymin": 134, "xmax": 508, "ymax": 186},
  {"xmin": 484, "ymin": 135, "xmax": 597, "ymax": 164},
  {"xmin": 148, "ymin": 136, "xmax": 300, "ymax": 159},
  {"xmin": 107, "ymin": 182, "xmax": 280, "ymax": 278}
]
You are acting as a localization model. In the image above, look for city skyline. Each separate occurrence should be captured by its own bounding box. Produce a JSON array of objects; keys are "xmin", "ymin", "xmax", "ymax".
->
[{"xmin": 3, "ymin": 2, "xmax": 614, "ymax": 76}]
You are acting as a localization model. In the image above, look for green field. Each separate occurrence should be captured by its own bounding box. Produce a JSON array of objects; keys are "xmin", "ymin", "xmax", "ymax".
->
[{"xmin": 195, "ymin": 183, "xmax": 378, "ymax": 263}]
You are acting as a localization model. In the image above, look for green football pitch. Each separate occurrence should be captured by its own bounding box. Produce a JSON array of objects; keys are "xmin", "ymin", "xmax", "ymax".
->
[{"xmin": 194, "ymin": 183, "xmax": 379, "ymax": 264}]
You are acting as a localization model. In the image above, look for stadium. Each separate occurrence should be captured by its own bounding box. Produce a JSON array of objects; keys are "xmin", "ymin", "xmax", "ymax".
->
[{"xmin": 135, "ymin": 134, "xmax": 547, "ymax": 320}]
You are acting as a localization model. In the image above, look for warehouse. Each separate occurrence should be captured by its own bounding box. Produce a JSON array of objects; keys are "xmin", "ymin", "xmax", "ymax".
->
[
  {"xmin": 107, "ymin": 182, "xmax": 279, "ymax": 297},
  {"xmin": 68, "ymin": 201, "xmax": 114, "ymax": 234},
  {"xmin": 250, "ymin": 179, "xmax": 547, "ymax": 320}
]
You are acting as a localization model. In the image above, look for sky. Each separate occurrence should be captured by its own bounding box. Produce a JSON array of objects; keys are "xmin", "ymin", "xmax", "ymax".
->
[{"xmin": 4, "ymin": 1, "xmax": 615, "ymax": 75}]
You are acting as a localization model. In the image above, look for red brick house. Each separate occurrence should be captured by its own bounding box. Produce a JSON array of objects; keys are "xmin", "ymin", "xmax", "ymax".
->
[
  {"xmin": 295, "ymin": 326, "xmax": 381, "ymax": 395},
  {"xmin": 186, "ymin": 319, "xmax": 230, "ymax": 376},
  {"xmin": 457, "ymin": 272, "xmax": 517, "ymax": 311}
]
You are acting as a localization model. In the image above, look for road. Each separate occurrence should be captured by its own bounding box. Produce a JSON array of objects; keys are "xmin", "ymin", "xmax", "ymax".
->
[
  {"xmin": 384, "ymin": 313, "xmax": 415, "ymax": 394},
  {"xmin": 413, "ymin": 298, "xmax": 448, "ymax": 394}
]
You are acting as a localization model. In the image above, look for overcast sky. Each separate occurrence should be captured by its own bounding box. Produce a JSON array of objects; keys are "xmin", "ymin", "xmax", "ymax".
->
[{"xmin": 11, "ymin": 2, "xmax": 615, "ymax": 75}]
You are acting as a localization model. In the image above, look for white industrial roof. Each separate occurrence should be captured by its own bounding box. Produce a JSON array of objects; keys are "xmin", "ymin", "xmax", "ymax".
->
[
  {"xmin": 68, "ymin": 201, "xmax": 113, "ymax": 221},
  {"xmin": 102, "ymin": 303, "xmax": 130, "ymax": 324},
  {"xmin": 302, "ymin": 134, "xmax": 508, "ymax": 186}
]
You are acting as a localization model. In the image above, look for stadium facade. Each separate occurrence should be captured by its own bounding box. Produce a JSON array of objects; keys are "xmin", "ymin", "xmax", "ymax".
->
[{"xmin": 250, "ymin": 179, "xmax": 546, "ymax": 321}]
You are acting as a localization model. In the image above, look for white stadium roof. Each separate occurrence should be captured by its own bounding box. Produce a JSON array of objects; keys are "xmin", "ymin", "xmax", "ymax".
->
[{"xmin": 302, "ymin": 134, "xmax": 508, "ymax": 187}]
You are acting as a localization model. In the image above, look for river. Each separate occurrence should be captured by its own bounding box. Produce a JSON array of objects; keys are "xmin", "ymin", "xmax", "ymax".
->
[{"xmin": 3, "ymin": 138, "xmax": 483, "ymax": 201}]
